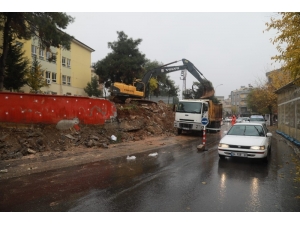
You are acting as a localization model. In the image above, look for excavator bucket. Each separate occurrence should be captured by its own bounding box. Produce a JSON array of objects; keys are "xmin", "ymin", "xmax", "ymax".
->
[{"xmin": 201, "ymin": 80, "xmax": 215, "ymax": 98}]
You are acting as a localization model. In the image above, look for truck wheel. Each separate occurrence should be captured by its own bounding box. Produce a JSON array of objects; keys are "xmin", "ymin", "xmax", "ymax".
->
[
  {"xmin": 177, "ymin": 128, "xmax": 182, "ymax": 135},
  {"xmin": 219, "ymin": 154, "xmax": 225, "ymax": 159}
]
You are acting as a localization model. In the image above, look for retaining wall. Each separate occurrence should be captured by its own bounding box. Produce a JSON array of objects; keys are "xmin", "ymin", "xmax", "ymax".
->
[{"xmin": 0, "ymin": 92, "xmax": 117, "ymax": 125}]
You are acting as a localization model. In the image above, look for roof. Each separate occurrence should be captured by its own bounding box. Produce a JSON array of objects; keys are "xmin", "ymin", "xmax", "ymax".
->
[
  {"xmin": 274, "ymin": 77, "xmax": 300, "ymax": 94},
  {"xmin": 73, "ymin": 38, "xmax": 95, "ymax": 52}
]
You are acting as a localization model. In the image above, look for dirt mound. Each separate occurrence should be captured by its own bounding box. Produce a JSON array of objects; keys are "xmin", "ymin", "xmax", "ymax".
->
[{"xmin": 0, "ymin": 100, "xmax": 176, "ymax": 161}]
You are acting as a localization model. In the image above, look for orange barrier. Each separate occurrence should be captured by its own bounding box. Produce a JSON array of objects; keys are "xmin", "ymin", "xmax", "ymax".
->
[{"xmin": 0, "ymin": 92, "xmax": 117, "ymax": 125}]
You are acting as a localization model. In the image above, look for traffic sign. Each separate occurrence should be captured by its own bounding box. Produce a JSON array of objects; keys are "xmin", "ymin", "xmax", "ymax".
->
[{"xmin": 201, "ymin": 117, "xmax": 209, "ymax": 126}]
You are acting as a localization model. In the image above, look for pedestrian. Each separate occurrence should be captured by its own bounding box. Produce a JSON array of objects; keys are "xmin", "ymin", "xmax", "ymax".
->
[{"xmin": 231, "ymin": 115, "xmax": 236, "ymax": 126}]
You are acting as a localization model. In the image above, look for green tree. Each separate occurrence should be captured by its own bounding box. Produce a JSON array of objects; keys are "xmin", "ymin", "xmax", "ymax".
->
[
  {"xmin": 0, "ymin": 12, "xmax": 74, "ymax": 90},
  {"xmin": 26, "ymin": 57, "xmax": 48, "ymax": 93},
  {"xmin": 142, "ymin": 60, "xmax": 179, "ymax": 98},
  {"xmin": 4, "ymin": 37, "xmax": 30, "ymax": 91},
  {"xmin": 84, "ymin": 76, "xmax": 102, "ymax": 97},
  {"xmin": 93, "ymin": 31, "xmax": 147, "ymax": 85},
  {"xmin": 265, "ymin": 12, "xmax": 300, "ymax": 81},
  {"xmin": 247, "ymin": 69, "xmax": 293, "ymax": 125}
]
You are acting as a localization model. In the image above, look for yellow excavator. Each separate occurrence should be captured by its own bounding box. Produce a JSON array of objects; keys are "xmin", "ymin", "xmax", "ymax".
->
[{"xmin": 109, "ymin": 58, "xmax": 215, "ymax": 104}]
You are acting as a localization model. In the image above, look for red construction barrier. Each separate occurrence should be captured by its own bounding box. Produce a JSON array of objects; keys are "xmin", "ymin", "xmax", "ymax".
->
[{"xmin": 0, "ymin": 92, "xmax": 117, "ymax": 125}]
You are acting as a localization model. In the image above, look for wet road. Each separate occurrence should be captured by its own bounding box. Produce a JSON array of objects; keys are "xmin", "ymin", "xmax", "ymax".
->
[{"xmin": 1, "ymin": 123, "xmax": 300, "ymax": 212}]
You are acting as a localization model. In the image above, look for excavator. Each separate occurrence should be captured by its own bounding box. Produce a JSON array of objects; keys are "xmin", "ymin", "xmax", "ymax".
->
[{"xmin": 109, "ymin": 58, "xmax": 215, "ymax": 104}]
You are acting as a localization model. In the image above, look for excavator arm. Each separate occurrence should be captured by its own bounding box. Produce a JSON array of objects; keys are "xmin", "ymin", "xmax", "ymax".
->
[
  {"xmin": 136, "ymin": 58, "xmax": 214, "ymax": 98},
  {"xmin": 110, "ymin": 58, "xmax": 214, "ymax": 103}
]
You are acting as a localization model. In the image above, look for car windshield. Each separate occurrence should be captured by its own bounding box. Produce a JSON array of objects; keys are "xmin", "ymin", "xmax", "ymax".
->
[
  {"xmin": 227, "ymin": 125, "xmax": 265, "ymax": 136},
  {"xmin": 250, "ymin": 118, "xmax": 264, "ymax": 122}
]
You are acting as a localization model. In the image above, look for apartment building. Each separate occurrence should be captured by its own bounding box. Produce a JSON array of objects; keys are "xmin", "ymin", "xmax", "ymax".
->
[
  {"xmin": 223, "ymin": 95, "xmax": 232, "ymax": 117},
  {"xmin": 230, "ymin": 85, "xmax": 253, "ymax": 116},
  {"xmin": 5, "ymin": 36, "xmax": 94, "ymax": 96}
]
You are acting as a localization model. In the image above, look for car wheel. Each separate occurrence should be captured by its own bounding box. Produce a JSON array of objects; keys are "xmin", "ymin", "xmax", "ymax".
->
[
  {"xmin": 219, "ymin": 154, "xmax": 225, "ymax": 159},
  {"xmin": 177, "ymin": 128, "xmax": 182, "ymax": 135},
  {"xmin": 262, "ymin": 149, "xmax": 271, "ymax": 163}
]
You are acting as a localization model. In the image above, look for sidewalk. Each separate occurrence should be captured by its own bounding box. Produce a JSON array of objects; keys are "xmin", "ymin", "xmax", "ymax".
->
[{"xmin": 0, "ymin": 135, "xmax": 197, "ymax": 180}]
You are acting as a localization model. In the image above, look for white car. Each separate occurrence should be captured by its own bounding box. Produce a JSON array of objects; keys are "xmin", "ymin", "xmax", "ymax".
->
[
  {"xmin": 236, "ymin": 117, "xmax": 250, "ymax": 123},
  {"xmin": 248, "ymin": 115, "xmax": 266, "ymax": 125},
  {"xmin": 224, "ymin": 117, "xmax": 232, "ymax": 122},
  {"xmin": 218, "ymin": 122, "xmax": 272, "ymax": 162}
]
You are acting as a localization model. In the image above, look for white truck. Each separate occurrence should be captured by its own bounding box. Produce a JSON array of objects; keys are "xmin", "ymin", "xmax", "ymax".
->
[{"xmin": 174, "ymin": 99, "xmax": 223, "ymax": 134}]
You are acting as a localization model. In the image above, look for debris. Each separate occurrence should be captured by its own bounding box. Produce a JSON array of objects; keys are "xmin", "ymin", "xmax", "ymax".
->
[
  {"xmin": 111, "ymin": 135, "xmax": 117, "ymax": 141},
  {"xmin": 27, "ymin": 148, "xmax": 36, "ymax": 154},
  {"xmin": 197, "ymin": 144, "xmax": 206, "ymax": 151},
  {"xmin": 90, "ymin": 135, "xmax": 100, "ymax": 140},
  {"xmin": 148, "ymin": 152, "xmax": 158, "ymax": 157},
  {"xmin": 65, "ymin": 134, "xmax": 76, "ymax": 140},
  {"xmin": 127, "ymin": 155, "xmax": 136, "ymax": 160},
  {"xmin": 0, "ymin": 169, "xmax": 8, "ymax": 173}
]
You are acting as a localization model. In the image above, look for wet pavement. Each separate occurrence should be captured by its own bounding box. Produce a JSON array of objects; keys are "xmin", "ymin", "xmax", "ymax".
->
[{"xmin": 1, "ymin": 124, "xmax": 300, "ymax": 211}]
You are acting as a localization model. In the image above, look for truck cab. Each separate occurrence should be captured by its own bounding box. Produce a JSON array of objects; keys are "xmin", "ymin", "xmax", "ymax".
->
[{"xmin": 174, "ymin": 99, "xmax": 222, "ymax": 135}]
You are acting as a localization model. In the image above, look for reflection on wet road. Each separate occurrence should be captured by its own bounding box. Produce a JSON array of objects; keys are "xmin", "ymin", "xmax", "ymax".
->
[{"xmin": 1, "ymin": 124, "xmax": 300, "ymax": 212}]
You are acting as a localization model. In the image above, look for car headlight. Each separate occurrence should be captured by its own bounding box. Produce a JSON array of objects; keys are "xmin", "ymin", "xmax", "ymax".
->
[
  {"xmin": 250, "ymin": 146, "xmax": 265, "ymax": 150},
  {"xmin": 219, "ymin": 143, "xmax": 229, "ymax": 148}
]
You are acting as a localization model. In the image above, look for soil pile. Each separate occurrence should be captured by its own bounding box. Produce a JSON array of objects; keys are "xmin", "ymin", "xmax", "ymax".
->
[{"xmin": 0, "ymin": 100, "xmax": 176, "ymax": 160}]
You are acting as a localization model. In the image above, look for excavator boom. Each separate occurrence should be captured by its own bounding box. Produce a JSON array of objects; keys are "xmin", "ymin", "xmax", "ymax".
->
[{"xmin": 110, "ymin": 58, "xmax": 215, "ymax": 103}]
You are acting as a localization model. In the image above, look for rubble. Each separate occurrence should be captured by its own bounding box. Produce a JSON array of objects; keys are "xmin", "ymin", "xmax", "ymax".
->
[{"xmin": 0, "ymin": 100, "xmax": 176, "ymax": 160}]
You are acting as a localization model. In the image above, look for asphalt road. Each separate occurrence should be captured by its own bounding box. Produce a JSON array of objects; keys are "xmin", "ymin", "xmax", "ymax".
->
[{"xmin": 0, "ymin": 123, "xmax": 300, "ymax": 212}]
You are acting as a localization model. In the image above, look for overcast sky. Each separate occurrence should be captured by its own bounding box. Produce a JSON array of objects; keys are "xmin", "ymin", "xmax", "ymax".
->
[
  {"xmin": 63, "ymin": 11, "xmax": 283, "ymax": 98},
  {"xmin": 10, "ymin": 1, "xmax": 292, "ymax": 99}
]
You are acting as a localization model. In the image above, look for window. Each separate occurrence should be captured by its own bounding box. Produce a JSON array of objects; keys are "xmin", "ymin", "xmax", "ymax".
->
[
  {"xmin": 52, "ymin": 72, "xmax": 57, "ymax": 83},
  {"xmin": 45, "ymin": 71, "xmax": 51, "ymax": 79},
  {"xmin": 62, "ymin": 75, "xmax": 66, "ymax": 84},
  {"xmin": 62, "ymin": 57, "xmax": 66, "ymax": 66},
  {"xmin": 39, "ymin": 48, "xmax": 44, "ymax": 60},
  {"xmin": 46, "ymin": 52, "xmax": 51, "ymax": 60},
  {"xmin": 67, "ymin": 76, "xmax": 71, "ymax": 86},
  {"xmin": 16, "ymin": 41, "xmax": 23, "ymax": 47},
  {"xmin": 67, "ymin": 59, "xmax": 71, "ymax": 68},
  {"xmin": 31, "ymin": 45, "xmax": 37, "ymax": 56}
]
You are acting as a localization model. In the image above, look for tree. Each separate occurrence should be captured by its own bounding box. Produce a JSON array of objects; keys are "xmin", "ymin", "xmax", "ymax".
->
[
  {"xmin": 4, "ymin": 37, "xmax": 30, "ymax": 91},
  {"xmin": 265, "ymin": 12, "xmax": 300, "ymax": 81},
  {"xmin": 84, "ymin": 76, "xmax": 102, "ymax": 97},
  {"xmin": 93, "ymin": 31, "xmax": 147, "ymax": 85},
  {"xmin": 142, "ymin": 59, "xmax": 179, "ymax": 98},
  {"xmin": 26, "ymin": 57, "xmax": 48, "ymax": 93},
  {"xmin": 246, "ymin": 69, "xmax": 293, "ymax": 125},
  {"xmin": 0, "ymin": 12, "xmax": 74, "ymax": 90}
]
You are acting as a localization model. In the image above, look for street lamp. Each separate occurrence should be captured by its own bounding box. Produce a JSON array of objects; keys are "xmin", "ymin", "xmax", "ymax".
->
[{"xmin": 215, "ymin": 84, "xmax": 223, "ymax": 95}]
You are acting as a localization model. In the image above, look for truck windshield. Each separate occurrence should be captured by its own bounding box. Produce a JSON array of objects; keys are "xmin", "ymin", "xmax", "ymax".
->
[{"xmin": 176, "ymin": 102, "xmax": 202, "ymax": 113}]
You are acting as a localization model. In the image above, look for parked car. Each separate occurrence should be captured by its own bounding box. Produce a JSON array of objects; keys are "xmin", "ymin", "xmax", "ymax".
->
[
  {"xmin": 248, "ymin": 115, "xmax": 266, "ymax": 125},
  {"xmin": 218, "ymin": 122, "xmax": 272, "ymax": 162},
  {"xmin": 236, "ymin": 117, "xmax": 249, "ymax": 123},
  {"xmin": 224, "ymin": 117, "xmax": 232, "ymax": 122}
]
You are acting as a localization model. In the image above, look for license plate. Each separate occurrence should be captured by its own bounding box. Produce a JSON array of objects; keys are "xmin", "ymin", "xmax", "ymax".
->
[{"xmin": 231, "ymin": 152, "xmax": 247, "ymax": 157}]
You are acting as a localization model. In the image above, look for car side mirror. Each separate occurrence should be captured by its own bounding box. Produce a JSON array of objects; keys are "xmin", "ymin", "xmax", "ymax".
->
[{"xmin": 223, "ymin": 131, "xmax": 228, "ymax": 135}]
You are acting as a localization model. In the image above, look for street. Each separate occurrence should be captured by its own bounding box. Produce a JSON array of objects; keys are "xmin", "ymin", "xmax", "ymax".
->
[{"xmin": 0, "ymin": 123, "xmax": 300, "ymax": 212}]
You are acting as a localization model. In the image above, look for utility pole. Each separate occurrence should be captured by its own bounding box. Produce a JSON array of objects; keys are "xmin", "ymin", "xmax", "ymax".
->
[{"xmin": 180, "ymin": 69, "xmax": 187, "ymax": 100}]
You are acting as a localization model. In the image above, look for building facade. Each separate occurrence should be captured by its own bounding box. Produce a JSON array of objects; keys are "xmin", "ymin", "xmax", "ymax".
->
[
  {"xmin": 230, "ymin": 85, "xmax": 253, "ymax": 116},
  {"xmin": 223, "ymin": 95, "xmax": 232, "ymax": 117},
  {"xmin": 275, "ymin": 79, "xmax": 300, "ymax": 144},
  {"xmin": 3, "ymin": 36, "xmax": 94, "ymax": 96}
]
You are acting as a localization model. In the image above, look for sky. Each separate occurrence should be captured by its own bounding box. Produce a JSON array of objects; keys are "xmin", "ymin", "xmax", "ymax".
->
[
  {"xmin": 7, "ymin": 1, "xmax": 294, "ymax": 100},
  {"xmin": 64, "ymin": 11, "xmax": 281, "ymax": 98}
]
